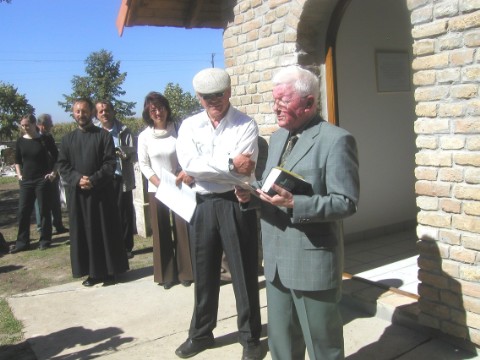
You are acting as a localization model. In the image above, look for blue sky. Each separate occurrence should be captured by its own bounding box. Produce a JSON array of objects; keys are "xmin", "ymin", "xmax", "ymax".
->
[{"xmin": 0, "ymin": 0, "xmax": 224, "ymax": 123}]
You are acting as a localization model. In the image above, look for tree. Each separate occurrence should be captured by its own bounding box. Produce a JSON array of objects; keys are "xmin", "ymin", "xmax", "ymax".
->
[
  {"xmin": 0, "ymin": 82, "xmax": 34, "ymax": 140},
  {"xmin": 59, "ymin": 49, "xmax": 136, "ymax": 119},
  {"xmin": 163, "ymin": 83, "xmax": 202, "ymax": 124}
]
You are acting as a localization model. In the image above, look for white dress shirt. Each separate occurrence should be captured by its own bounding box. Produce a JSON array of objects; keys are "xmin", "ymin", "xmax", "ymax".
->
[{"xmin": 176, "ymin": 106, "xmax": 259, "ymax": 194}]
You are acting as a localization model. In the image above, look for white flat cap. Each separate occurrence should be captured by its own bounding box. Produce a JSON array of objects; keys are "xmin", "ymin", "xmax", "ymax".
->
[{"xmin": 193, "ymin": 68, "xmax": 231, "ymax": 94}]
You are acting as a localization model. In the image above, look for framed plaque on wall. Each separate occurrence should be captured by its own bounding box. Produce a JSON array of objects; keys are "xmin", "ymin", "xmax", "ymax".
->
[{"xmin": 375, "ymin": 51, "xmax": 411, "ymax": 92}]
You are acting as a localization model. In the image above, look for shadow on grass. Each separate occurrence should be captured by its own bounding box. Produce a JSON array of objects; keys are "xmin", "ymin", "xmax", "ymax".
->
[{"xmin": 0, "ymin": 265, "xmax": 23, "ymax": 274}]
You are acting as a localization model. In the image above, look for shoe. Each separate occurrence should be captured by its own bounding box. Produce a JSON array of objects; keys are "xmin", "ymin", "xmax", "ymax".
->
[
  {"xmin": 175, "ymin": 337, "xmax": 214, "ymax": 358},
  {"xmin": 53, "ymin": 227, "xmax": 69, "ymax": 235},
  {"xmin": 0, "ymin": 233, "xmax": 9, "ymax": 253},
  {"xmin": 82, "ymin": 277, "xmax": 103, "ymax": 287},
  {"xmin": 39, "ymin": 243, "xmax": 51, "ymax": 250},
  {"xmin": 126, "ymin": 251, "xmax": 134, "ymax": 259},
  {"xmin": 181, "ymin": 280, "xmax": 193, "ymax": 287},
  {"xmin": 242, "ymin": 343, "xmax": 262, "ymax": 360},
  {"xmin": 103, "ymin": 275, "xmax": 116, "ymax": 286},
  {"xmin": 9, "ymin": 244, "xmax": 30, "ymax": 254},
  {"xmin": 164, "ymin": 281, "xmax": 178, "ymax": 290}
]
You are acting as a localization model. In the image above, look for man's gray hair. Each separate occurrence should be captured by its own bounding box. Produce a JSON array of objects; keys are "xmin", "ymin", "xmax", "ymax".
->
[
  {"xmin": 272, "ymin": 66, "xmax": 319, "ymax": 102},
  {"xmin": 37, "ymin": 113, "xmax": 52, "ymax": 125}
]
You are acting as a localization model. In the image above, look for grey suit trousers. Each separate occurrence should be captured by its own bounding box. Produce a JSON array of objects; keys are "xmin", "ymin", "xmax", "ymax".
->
[{"xmin": 267, "ymin": 272, "xmax": 344, "ymax": 360}]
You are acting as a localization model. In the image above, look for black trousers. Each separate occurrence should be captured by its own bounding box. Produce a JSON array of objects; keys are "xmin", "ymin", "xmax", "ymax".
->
[
  {"xmin": 113, "ymin": 176, "xmax": 134, "ymax": 252},
  {"xmin": 35, "ymin": 176, "xmax": 65, "ymax": 230},
  {"xmin": 16, "ymin": 177, "xmax": 51, "ymax": 248},
  {"xmin": 188, "ymin": 191, "xmax": 261, "ymax": 347}
]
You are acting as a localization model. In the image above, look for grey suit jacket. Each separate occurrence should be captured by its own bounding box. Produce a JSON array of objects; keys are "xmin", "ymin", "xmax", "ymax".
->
[{"xmin": 258, "ymin": 116, "xmax": 359, "ymax": 292}]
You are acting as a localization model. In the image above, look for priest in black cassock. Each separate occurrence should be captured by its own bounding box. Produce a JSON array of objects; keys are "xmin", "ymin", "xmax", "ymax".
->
[{"xmin": 57, "ymin": 98, "xmax": 129, "ymax": 287}]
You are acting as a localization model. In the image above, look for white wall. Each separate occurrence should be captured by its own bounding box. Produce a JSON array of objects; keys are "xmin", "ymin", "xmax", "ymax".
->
[{"xmin": 336, "ymin": 0, "xmax": 417, "ymax": 237}]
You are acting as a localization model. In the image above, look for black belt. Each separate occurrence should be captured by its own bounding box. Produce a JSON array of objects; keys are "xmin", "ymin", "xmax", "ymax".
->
[{"xmin": 196, "ymin": 190, "xmax": 237, "ymax": 203}]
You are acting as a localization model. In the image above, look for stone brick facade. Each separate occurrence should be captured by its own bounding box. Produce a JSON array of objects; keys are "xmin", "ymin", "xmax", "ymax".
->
[
  {"xmin": 409, "ymin": 0, "xmax": 480, "ymax": 345},
  {"xmin": 223, "ymin": 0, "xmax": 480, "ymax": 348}
]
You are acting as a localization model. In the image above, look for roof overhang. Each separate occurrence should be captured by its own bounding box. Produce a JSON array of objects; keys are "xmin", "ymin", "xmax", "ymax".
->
[{"xmin": 116, "ymin": 0, "xmax": 227, "ymax": 36}]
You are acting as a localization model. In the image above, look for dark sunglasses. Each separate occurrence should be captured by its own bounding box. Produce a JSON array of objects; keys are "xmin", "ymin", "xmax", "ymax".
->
[{"xmin": 199, "ymin": 92, "xmax": 225, "ymax": 100}]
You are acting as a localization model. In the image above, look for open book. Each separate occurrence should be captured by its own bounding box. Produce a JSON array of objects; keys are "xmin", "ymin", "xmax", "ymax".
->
[{"xmin": 261, "ymin": 167, "xmax": 312, "ymax": 196}]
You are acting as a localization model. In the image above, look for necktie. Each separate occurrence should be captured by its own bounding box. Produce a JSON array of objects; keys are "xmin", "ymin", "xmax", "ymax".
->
[{"xmin": 280, "ymin": 135, "xmax": 298, "ymax": 167}]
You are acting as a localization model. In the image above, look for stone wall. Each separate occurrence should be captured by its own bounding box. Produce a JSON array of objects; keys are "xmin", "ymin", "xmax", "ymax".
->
[
  {"xmin": 223, "ymin": 0, "xmax": 304, "ymax": 136},
  {"xmin": 409, "ymin": 0, "xmax": 480, "ymax": 346}
]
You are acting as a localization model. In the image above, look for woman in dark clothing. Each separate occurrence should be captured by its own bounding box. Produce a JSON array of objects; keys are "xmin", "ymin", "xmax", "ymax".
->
[{"xmin": 11, "ymin": 114, "xmax": 58, "ymax": 253}]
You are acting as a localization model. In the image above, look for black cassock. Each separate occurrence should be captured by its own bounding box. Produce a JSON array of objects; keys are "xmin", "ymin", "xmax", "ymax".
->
[{"xmin": 58, "ymin": 125, "xmax": 129, "ymax": 278}]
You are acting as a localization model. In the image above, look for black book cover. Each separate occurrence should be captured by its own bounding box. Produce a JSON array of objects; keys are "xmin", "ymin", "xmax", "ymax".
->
[{"xmin": 261, "ymin": 167, "xmax": 312, "ymax": 196}]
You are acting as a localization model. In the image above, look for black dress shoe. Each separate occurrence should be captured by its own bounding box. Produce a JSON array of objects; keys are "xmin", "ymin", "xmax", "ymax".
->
[
  {"xmin": 175, "ymin": 337, "xmax": 214, "ymax": 358},
  {"xmin": 163, "ymin": 281, "xmax": 178, "ymax": 290},
  {"xmin": 82, "ymin": 277, "xmax": 103, "ymax": 287},
  {"xmin": 181, "ymin": 280, "xmax": 193, "ymax": 287},
  {"xmin": 9, "ymin": 244, "xmax": 30, "ymax": 254},
  {"xmin": 53, "ymin": 227, "xmax": 69, "ymax": 235},
  {"xmin": 103, "ymin": 275, "xmax": 116, "ymax": 286},
  {"xmin": 242, "ymin": 343, "xmax": 262, "ymax": 360},
  {"xmin": 0, "ymin": 233, "xmax": 9, "ymax": 254}
]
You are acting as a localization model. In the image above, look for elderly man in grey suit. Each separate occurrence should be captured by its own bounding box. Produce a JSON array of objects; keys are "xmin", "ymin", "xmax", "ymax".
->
[{"xmin": 236, "ymin": 65, "xmax": 359, "ymax": 360}]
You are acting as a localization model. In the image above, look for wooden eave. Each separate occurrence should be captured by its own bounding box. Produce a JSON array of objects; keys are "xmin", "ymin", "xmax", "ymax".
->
[{"xmin": 117, "ymin": 0, "xmax": 226, "ymax": 36}]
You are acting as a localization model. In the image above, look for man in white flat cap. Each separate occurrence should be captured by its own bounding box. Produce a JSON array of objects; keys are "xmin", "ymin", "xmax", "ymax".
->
[{"xmin": 175, "ymin": 68, "xmax": 262, "ymax": 360}]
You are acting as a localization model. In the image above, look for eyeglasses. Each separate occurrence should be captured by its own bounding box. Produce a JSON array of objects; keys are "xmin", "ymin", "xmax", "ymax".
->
[
  {"xmin": 199, "ymin": 92, "xmax": 225, "ymax": 101},
  {"xmin": 149, "ymin": 106, "xmax": 166, "ymax": 115},
  {"xmin": 271, "ymin": 98, "xmax": 293, "ymax": 111},
  {"xmin": 271, "ymin": 96, "xmax": 309, "ymax": 111}
]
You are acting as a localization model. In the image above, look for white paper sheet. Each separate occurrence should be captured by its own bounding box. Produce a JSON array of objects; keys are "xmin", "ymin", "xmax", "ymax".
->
[{"xmin": 155, "ymin": 170, "xmax": 197, "ymax": 222}]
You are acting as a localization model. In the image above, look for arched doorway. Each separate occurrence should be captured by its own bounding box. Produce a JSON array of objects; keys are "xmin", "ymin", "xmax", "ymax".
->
[{"xmin": 328, "ymin": 0, "xmax": 418, "ymax": 294}]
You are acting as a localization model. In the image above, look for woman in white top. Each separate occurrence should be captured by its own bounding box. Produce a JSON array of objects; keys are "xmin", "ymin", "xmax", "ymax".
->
[{"xmin": 137, "ymin": 92, "xmax": 193, "ymax": 289}]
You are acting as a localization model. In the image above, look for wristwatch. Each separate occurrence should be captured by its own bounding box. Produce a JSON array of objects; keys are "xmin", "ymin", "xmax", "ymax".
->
[{"xmin": 228, "ymin": 158, "xmax": 235, "ymax": 172}]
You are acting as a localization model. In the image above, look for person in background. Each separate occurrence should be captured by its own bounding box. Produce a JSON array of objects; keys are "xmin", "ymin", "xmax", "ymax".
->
[
  {"xmin": 11, "ymin": 114, "xmax": 57, "ymax": 253},
  {"xmin": 235, "ymin": 65, "xmax": 360, "ymax": 360},
  {"xmin": 94, "ymin": 101, "xmax": 136, "ymax": 259},
  {"xmin": 175, "ymin": 68, "xmax": 262, "ymax": 360},
  {"xmin": 57, "ymin": 98, "xmax": 129, "ymax": 287},
  {"xmin": 35, "ymin": 113, "xmax": 69, "ymax": 236},
  {"xmin": 137, "ymin": 91, "xmax": 193, "ymax": 289}
]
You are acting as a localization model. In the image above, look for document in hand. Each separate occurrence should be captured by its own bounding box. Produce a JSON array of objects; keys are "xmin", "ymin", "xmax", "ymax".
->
[
  {"xmin": 261, "ymin": 167, "xmax": 312, "ymax": 196},
  {"xmin": 155, "ymin": 170, "xmax": 197, "ymax": 222},
  {"xmin": 209, "ymin": 164, "xmax": 260, "ymax": 198}
]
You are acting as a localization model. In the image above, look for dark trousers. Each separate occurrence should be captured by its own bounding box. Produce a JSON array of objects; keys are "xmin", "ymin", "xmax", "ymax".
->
[
  {"xmin": 148, "ymin": 193, "xmax": 193, "ymax": 284},
  {"xmin": 267, "ymin": 273, "xmax": 344, "ymax": 360},
  {"xmin": 16, "ymin": 177, "xmax": 52, "ymax": 248},
  {"xmin": 188, "ymin": 191, "xmax": 261, "ymax": 347},
  {"xmin": 113, "ymin": 177, "xmax": 134, "ymax": 252},
  {"xmin": 35, "ymin": 176, "xmax": 64, "ymax": 231}
]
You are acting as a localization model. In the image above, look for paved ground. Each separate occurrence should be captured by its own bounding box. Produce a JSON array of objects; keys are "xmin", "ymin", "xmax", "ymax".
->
[{"xmin": 4, "ymin": 271, "xmax": 479, "ymax": 360}]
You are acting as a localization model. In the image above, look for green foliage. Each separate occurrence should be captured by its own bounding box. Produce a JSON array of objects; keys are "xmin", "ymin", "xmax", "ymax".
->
[
  {"xmin": 58, "ymin": 49, "xmax": 136, "ymax": 119},
  {"xmin": 0, "ymin": 176, "xmax": 17, "ymax": 185},
  {"xmin": 51, "ymin": 117, "xmax": 145, "ymax": 140},
  {"xmin": 0, "ymin": 298, "xmax": 23, "ymax": 345},
  {"xmin": 0, "ymin": 82, "xmax": 34, "ymax": 141},
  {"xmin": 121, "ymin": 117, "xmax": 146, "ymax": 137},
  {"xmin": 50, "ymin": 121, "xmax": 78, "ymax": 142},
  {"xmin": 163, "ymin": 83, "xmax": 202, "ymax": 124}
]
